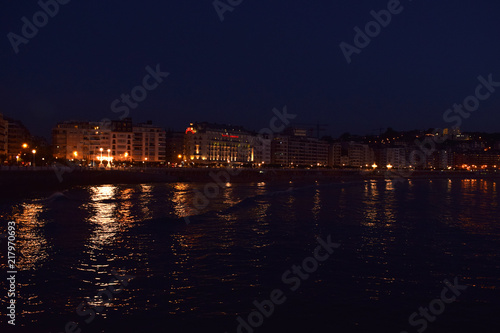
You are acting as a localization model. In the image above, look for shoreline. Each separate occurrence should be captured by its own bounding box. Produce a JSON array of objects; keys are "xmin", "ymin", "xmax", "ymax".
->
[{"xmin": 0, "ymin": 168, "xmax": 498, "ymax": 200}]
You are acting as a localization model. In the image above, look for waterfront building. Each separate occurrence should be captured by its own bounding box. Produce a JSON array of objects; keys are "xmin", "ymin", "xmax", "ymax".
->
[
  {"xmin": 5, "ymin": 116, "xmax": 31, "ymax": 160},
  {"xmin": 383, "ymin": 147, "xmax": 407, "ymax": 169},
  {"xmin": 132, "ymin": 120, "xmax": 166, "ymax": 163},
  {"xmin": 452, "ymin": 151, "xmax": 500, "ymax": 169},
  {"xmin": 165, "ymin": 131, "xmax": 185, "ymax": 164},
  {"xmin": 253, "ymin": 133, "xmax": 272, "ymax": 165},
  {"xmin": 52, "ymin": 118, "xmax": 165, "ymax": 164},
  {"xmin": 271, "ymin": 128, "xmax": 329, "ymax": 166},
  {"xmin": 329, "ymin": 143, "xmax": 342, "ymax": 166},
  {"xmin": 329, "ymin": 142, "xmax": 372, "ymax": 167},
  {"xmin": 184, "ymin": 122, "xmax": 255, "ymax": 164}
]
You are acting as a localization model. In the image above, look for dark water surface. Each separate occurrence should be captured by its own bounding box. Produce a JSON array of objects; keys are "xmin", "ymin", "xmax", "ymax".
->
[{"xmin": 1, "ymin": 179, "xmax": 500, "ymax": 332}]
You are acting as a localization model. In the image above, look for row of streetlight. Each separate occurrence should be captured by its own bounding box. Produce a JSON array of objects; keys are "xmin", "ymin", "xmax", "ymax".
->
[
  {"xmin": 72, "ymin": 148, "xmax": 133, "ymax": 167},
  {"xmin": 371, "ymin": 163, "xmax": 393, "ymax": 170}
]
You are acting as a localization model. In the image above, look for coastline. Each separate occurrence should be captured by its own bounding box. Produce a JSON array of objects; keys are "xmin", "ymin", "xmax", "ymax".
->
[{"xmin": 0, "ymin": 167, "xmax": 498, "ymax": 200}]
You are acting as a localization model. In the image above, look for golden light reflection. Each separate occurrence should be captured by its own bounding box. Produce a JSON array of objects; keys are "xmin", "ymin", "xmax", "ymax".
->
[
  {"xmin": 363, "ymin": 181, "xmax": 378, "ymax": 227},
  {"xmin": 452, "ymin": 179, "xmax": 499, "ymax": 235},
  {"xmin": 359, "ymin": 179, "xmax": 397, "ymax": 300},
  {"xmin": 222, "ymin": 184, "xmax": 238, "ymax": 208},
  {"xmin": 172, "ymin": 183, "xmax": 196, "ymax": 217},
  {"xmin": 140, "ymin": 184, "xmax": 153, "ymax": 219},
  {"xmin": 78, "ymin": 185, "xmax": 140, "ymax": 313},
  {"xmin": 11, "ymin": 203, "xmax": 50, "ymax": 271},
  {"xmin": 385, "ymin": 179, "xmax": 394, "ymax": 191},
  {"xmin": 85, "ymin": 185, "xmax": 119, "ymax": 248}
]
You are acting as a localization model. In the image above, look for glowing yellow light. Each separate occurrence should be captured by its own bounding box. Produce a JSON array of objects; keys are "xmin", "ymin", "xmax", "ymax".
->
[
  {"xmin": 178, "ymin": 154, "xmax": 182, "ymax": 159},
  {"xmin": 124, "ymin": 152, "xmax": 129, "ymax": 158},
  {"xmin": 22, "ymin": 143, "xmax": 28, "ymax": 148},
  {"xmin": 387, "ymin": 164, "xmax": 393, "ymax": 170},
  {"xmin": 32, "ymin": 149, "xmax": 36, "ymax": 154},
  {"xmin": 372, "ymin": 163, "xmax": 377, "ymax": 169},
  {"xmin": 73, "ymin": 151, "xmax": 78, "ymax": 157}
]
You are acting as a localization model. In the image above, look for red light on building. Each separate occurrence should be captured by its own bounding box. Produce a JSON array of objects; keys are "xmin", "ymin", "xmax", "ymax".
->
[{"xmin": 185, "ymin": 127, "xmax": 196, "ymax": 134}]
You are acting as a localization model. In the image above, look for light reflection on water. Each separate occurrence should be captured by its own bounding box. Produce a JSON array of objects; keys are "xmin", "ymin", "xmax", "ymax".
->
[
  {"xmin": 11, "ymin": 202, "xmax": 50, "ymax": 271},
  {"xmin": 0, "ymin": 179, "xmax": 499, "ymax": 331}
]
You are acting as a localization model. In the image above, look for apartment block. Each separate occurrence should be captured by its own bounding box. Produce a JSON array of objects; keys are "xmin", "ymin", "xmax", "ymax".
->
[{"xmin": 52, "ymin": 118, "xmax": 165, "ymax": 163}]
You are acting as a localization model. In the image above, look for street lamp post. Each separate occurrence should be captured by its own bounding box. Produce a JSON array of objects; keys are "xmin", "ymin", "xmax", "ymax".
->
[
  {"xmin": 107, "ymin": 149, "xmax": 111, "ymax": 168},
  {"xmin": 100, "ymin": 148, "xmax": 103, "ymax": 166},
  {"xmin": 32, "ymin": 149, "xmax": 36, "ymax": 167}
]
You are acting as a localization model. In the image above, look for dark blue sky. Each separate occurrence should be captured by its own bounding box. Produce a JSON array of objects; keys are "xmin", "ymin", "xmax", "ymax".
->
[{"xmin": 1, "ymin": 0, "xmax": 500, "ymax": 139}]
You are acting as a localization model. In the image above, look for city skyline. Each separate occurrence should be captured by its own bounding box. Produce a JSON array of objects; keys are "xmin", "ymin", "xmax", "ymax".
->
[
  {"xmin": 3, "ymin": 112, "xmax": 500, "ymax": 172},
  {"xmin": 5, "ymin": 111, "xmax": 500, "ymax": 143}
]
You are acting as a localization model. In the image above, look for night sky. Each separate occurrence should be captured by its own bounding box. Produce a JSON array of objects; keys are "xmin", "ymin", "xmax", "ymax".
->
[{"xmin": 1, "ymin": 0, "xmax": 500, "ymax": 139}]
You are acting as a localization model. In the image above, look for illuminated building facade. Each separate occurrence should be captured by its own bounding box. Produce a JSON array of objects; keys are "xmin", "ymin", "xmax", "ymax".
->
[
  {"xmin": 52, "ymin": 121, "xmax": 109, "ymax": 161},
  {"xmin": 452, "ymin": 151, "xmax": 500, "ymax": 169},
  {"xmin": 52, "ymin": 118, "xmax": 165, "ymax": 163},
  {"xmin": 184, "ymin": 122, "xmax": 255, "ymax": 164}
]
